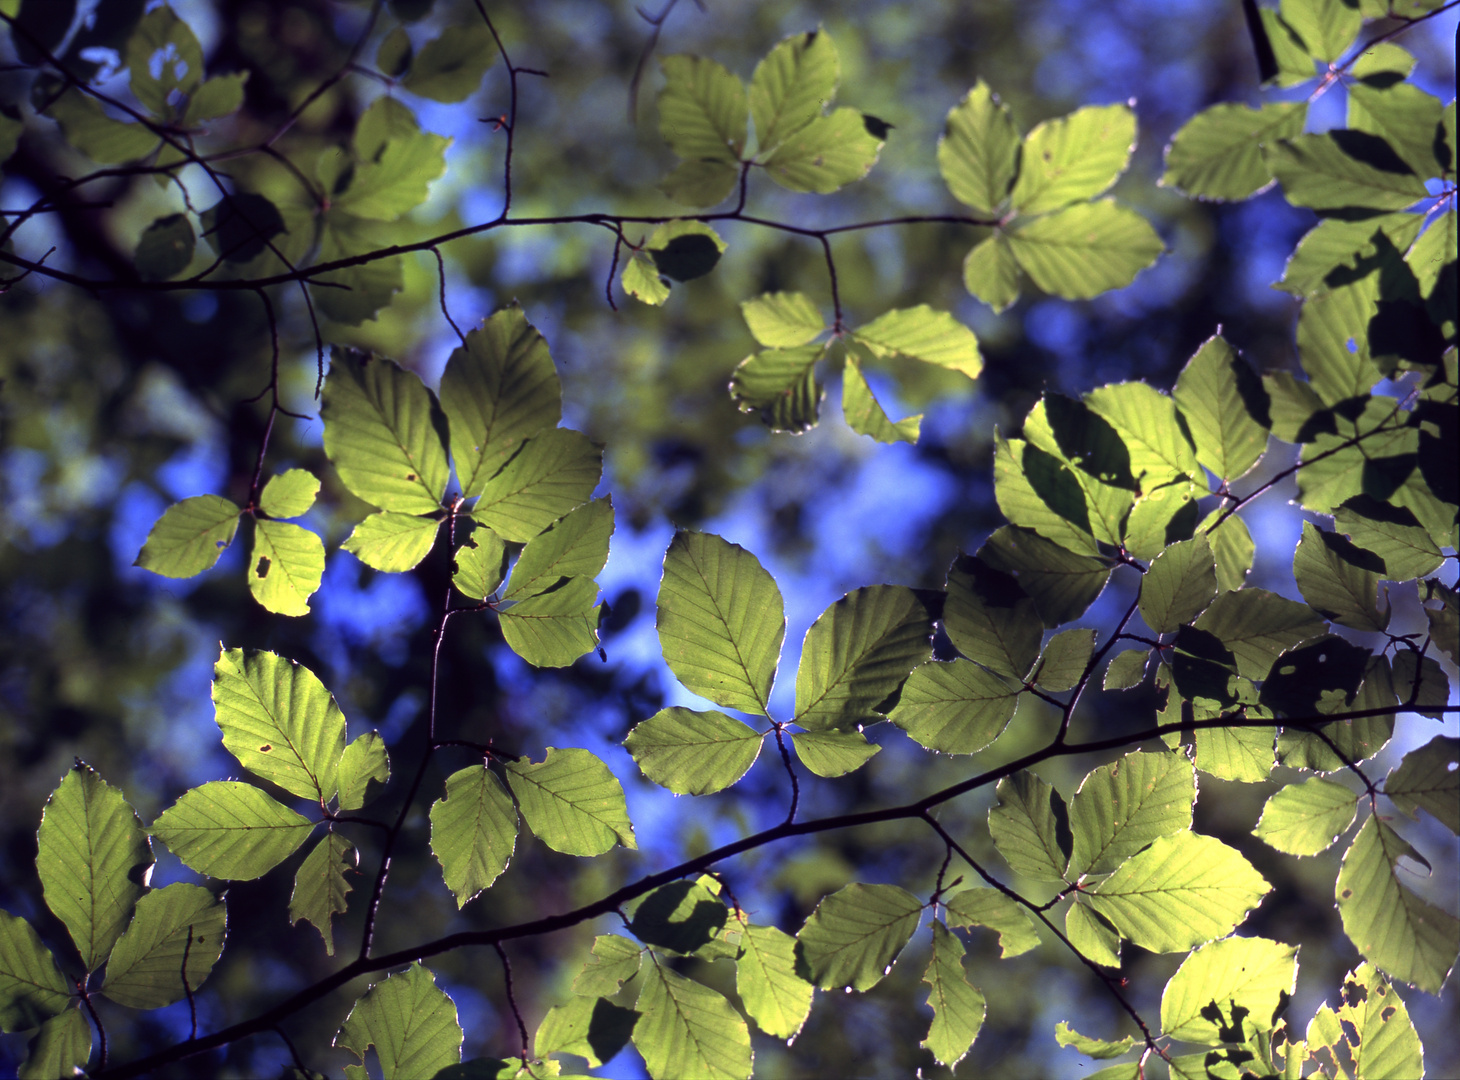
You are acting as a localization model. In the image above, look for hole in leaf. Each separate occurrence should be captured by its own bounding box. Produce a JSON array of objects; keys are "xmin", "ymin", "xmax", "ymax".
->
[
  {"xmin": 259, "ymin": 744, "xmax": 272, "ymax": 752},
  {"xmin": 255, "ymin": 556, "xmax": 271, "ymax": 578}
]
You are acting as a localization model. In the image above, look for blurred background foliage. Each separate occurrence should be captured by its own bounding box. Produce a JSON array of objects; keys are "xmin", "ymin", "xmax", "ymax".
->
[{"xmin": 0, "ymin": 0, "xmax": 1455, "ymax": 1076}]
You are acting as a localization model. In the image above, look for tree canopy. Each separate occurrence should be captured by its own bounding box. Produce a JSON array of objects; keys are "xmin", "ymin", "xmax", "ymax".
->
[{"xmin": 0, "ymin": 0, "xmax": 1456, "ymax": 1078}]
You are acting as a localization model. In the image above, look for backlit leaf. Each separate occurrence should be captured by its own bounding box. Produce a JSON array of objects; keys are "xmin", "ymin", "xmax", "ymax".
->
[
  {"xmin": 1199, "ymin": 510, "xmax": 1255, "ymax": 593},
  {"xmin": 341, "ymin": 512, "xmax": 440, "ymax": 573},
  {"xmin": 289, "ymin": 833, "xmax": 356, "ymax": 956},
  {"xmin": 100, "ymin": 883, "xmax": 226, "ymax": 1009},
  {"xmin": 741, "ymin": 291, "xmax": 825, "ymax": 348},
  {"xmin": 401, "ymin": 23, "xmax": 494, "ymax": 102},
  {"xmin": 1065, "ymin": 902, "xmax": 1121, "ymax": 968},
  {"xmin": 888, "ymin": 659, "xmax": 1018, "ymax": 755},
  {"xmin": 988, "ymin": 771, "xmax": 1070, "ymax": 882},
  {"xmin": 0, "ymin": 910, "xmax": 72, "ymax": 1032},
  {"xmin": 134, "ymin": 213, "xmax": 195, "ymax": 281},
  {"xmin": 249, "ymin": 521, "xmax": 325, "ymax": 617},
  {"xmin": 658, "ymin": 158, "xmax": 740, "ymax": 208},
  {"xmin": 1348, "ymin": 82, "xmax": 1447, "ymax": 181},
  {"xmin": 337, "ymin": 731, "xmax": 390, "ymax": 812},
  {"xmin": 979, "ymin": 526, "xmax": 1112, "ymax": 628},
  {"xmin": 792, "ymin": 729, "xmax": 880, "ymax": 777},
  {"xmin": 1140, "ymin": 533, "xmax": 1218, "ymax": 635},
  {"xmin": 962, "ymin": 233, "xmax": 1023, "ymax": 312},
  {"xmin": 1160, "ymin": 101, "xmax": 1307, "ymax": 201},
  {"xmin": 1254, "ymin": 776, "xmax": 1357, "ymax": 856},
  {"xmin": 749, "ymin": 29, "xmax": 838, "ymax": 154},
  {"xmin": 506, "ymin": 748, "xmax": 634, "ymax": 856},
  {"xmin": 1279, "ymin": 0, "xmax": 1360, "ymax": 62},
  {"xmin": 335, "ymin": 963, "xmax": 462, "ymax": 1080},
  {"xmin": 852, "ymin": 305, "xmax": 982, "ymax": 380},
  {"xmin": 452, "ymin": 526, "xmax": 507, "ymax": 601},
  {"xmin": 634, "ymin": 962, "xmax": 752, "ymax": 1080},
  {"xmin": 1067, "ymin": 751, "xmax": 1195, "ymax": 878},
  {"xmin": 1383, "ymin": 735, "xmax": 1459, "ymax": 835},
  {"xmin": 623, "ymin": 707, "xmax": 763, "ymax": 795},
  {"xmin": 938, "ymin": 80, "xmax": 1021, "ymax": 215},
  {"xmin": 992, "ymin": 435, "xmax": 1099, "ymax": 554},
  {"xmin": 16, "ymin": 1006, "xmax": 90, "ymax": 1079},
  {"xmin": 498, "ymin": 576, "xmax": 600, "ymax": 667},
  {"xmin": 1009, "ymin": 104, "xmax": 1136, "ymax": 214},
  {"xmin": 1305, "ymin": 963, "xmax": 1423, "ymax": 1080},
  {"xmin": 429, "ymin": 766, "xmax": 518, "ymax": 906},
  {"xmin": 1035, "ymin": 629, "xmax": 1094, "ymax": 692},
  {"xmin": 573, "ymin": 935, "xmax": 642, "ymax": 998},
  {"xmin": 1194, "ymin": 588, "xmax": 1326, "ymax": 680},
  {"xmin": 151, "ymin": 781, "xmax": 312, "ymax": 880},
  {"xmin": 1174, "ymin": 336, "xmax": 1271, "ymax": 481},
  {"xmin": 1054, "ymin": 1020, "xmax": 1133, "ymax": 1059},
  {"xmin": 534, "ymin": 994, "xmax": 637, "ymax": 1068},
  {"xmin": 842, "ymin": 354, "xmax": 921, "ymax": 444},
  {"xmin": 921, "ymin": 920, "xmax": 986, "ymax": 1068},
  {"xmin": 1266, "ymin": 132, "xmax": 1429, "ymax": 211},
  {"xmin": 734, "ymin": 922, "xmax": 812, "ymax": 1039},
  {"xmin": 729, "ymin": 345, "xmax": 823, "ymax": 433},
  {"xmin": 332, "ymin": 98, "xmax": 450, "ymax": 219},
  {"xmin": 1005, "ymin": 200, "xmax": 1163, "ymax": 299},
  {"xmin": 472, "ymin": 429, "xmax": 602, "ymax": 543},
  {"xmin": 1161, "ymin": 936, "xmax": 1296, "ymax": 1045},
  {"xmin": 259, "ymin": 469, "xmax": 320, "ymax": 519},
  {"xmin": 1334, "ymin": 496, "xmax": 1444, "ymax": 580},
  {"xmin": 1293, "ymin": 522, "xmax": 1387, "ymax": 631},
  {"xmin": 504, "ymin": 497, "xmax": 613, "ymax": 600},
  {"xmin": 795, "ymin": 883, "xmax": 922, "ymax": 991},
  {"xmin": 943, "ymin": 553, "xmax": 1042, "ymax": 680},
  {"xmin": 648, "ymin": 220, "xmax": 726, "ymax": 282},
  {"xmin": 134, "ymin": 495, "xmax": 241, "ymax": 578},
  {"xmin": 943, "ymin": 889, "xmax": 1041, "ymax": 958},
  {"xmin": 1104, "ymin": 649, "xmax": 1149, "ymax": 690},
  {"xmin": 762, "ymin": 106, "xmax": 882, "ymax": 193},
  {"xmin": 658, "ymin": 54, "xmax": 747, "ymax": 163},
  {"xmin": 1085, "ymin": 380, "xmax": 1201, "ymax": 489}
]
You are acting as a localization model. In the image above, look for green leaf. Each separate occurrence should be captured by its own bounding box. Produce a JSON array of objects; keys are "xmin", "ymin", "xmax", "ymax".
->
[
  {"xmin": 1261, "ymin": 634, "xmax": 1372, "ymax": 720},
  {"xmin": 430, "ymin": 766, "xmax": 518, "ymax": 907},
  {"xmin": 439, "ymin": 305, "xmax": 562, "ymax": 499},
  {"xmin": 401, "ymin": 23, "xmax": 494, "ymax": 102},
  {"xmin": 628, "ymin": 880, "xmax": 727, "ymax": 957},
  {"xmin": 988, "ymin": 771, "xmax": 1070, "ymax": 882},
  {"xmin": 938, "ymin": 80, "xmax": 1021, "ymax": 215},
  {"xmin": 1336, "ymin": 816, "xmax": 1460, "ymax": 993},
  {"xmin": 471, "ymin": 429, "xmax": 602, "ymax": 543},
  {"xmin": 1160, "ymin": 101, "xmax": 1307, "ymax": 201},
  {"xmin": 943, "ymin": 553, "xmax": 1042, "ymax": 680},
  {"xmin": 1064, "ymin": 902, "xmax": 1121, "ymax": 968},
  {"xmin": 259, "ymin": 469, "xmax": 320, "ymax": 519},
  {"xmin": 312, "ymin": 211, "xmax": 404, "ymax": 324},
  {"xmin": 634, "ymin": 962, "xmax": 752, "ymax": 1080},
  {"xmin": 321, "ymin": 348, "xmax": 450, "ymax": 513},
  {"xmin": 17, "ymin": 1006, "xmax": 90, "ymax": 1079},
  {"xmin": 1194, "ymin": 588, "xmax": 1326, "ymax": 681},
  {"xmin": 1085, "ymin": 380, "xmax": 1202, "ymax": 489},
  {"xmin": 1334, "ymin": 496, "xmax": 1443, "ymax": 580},
  {"xmin": 341, "ymin": 512, "xmax": 441, "ymax": 573},
  {"xmin": 125, "ymin": 6, "xmax": 202, "ymax": 116},
  {"xmin": 1173, "ymin": 336, "xmax": 1271, "ymax": 481},
  {"xmin": 1266, "ymin": 133, "xmax": 1429, "ymax": 211},
  {"xmin": 646, "ymin": 220, "xmax": 726, "ymax": 283},
  {"xmin": 1384, "ymin": 735, "xmax": 1459, "ymax": 835},
  {"xmin": 249, "ymin": 520, "xmax": 326, "ymax": 617},
  {"xmin": 338, "ymin": 731, "xmax": 390, "ymax": 812},
  {"xmin": 1009, "ymin": 104, "xmax": 1136, "ymax": 215},
  {"xmin": 1067, "ymin": 751, "xmax": 1195, "ymax": 878},
  {"xmin": 943, "ymin": 889, "xmax": 1040, "ymax": 958},
  {"xmin": 1257, "ymin": 8, "xmax": 1318, "ymax": 86},
  {"xmin": 734, "ymin": 922, "xmax": 813, "ymax": 1039},
  {"xmin": 749, "ymin": 29, "xmax": 838, "ymax": 154},
  {"xmin": 534, "ymin": 994, "xmax": 638, "ymax": 1069},
  {"xmin": 921, "ymin": 920, "xmax": 986, "ymax": 1068},
  {"xmin": 100, "ymin": 883, "xmax": 226, "ymax": 1009},
  {"xmin": 212, "ymin": 647, "xmax": 345, "ymax": 804},
  {"xmin": 1190, "ymin": 724, "xmax": 1276, "ymax": 784},
  {"xmin": 791, "ymin": 729, "xmax": 880, "ymax": 777},
  {"xmin": 795, "ymin": 883, "xmax": 922, "ymax": 991},
  {"xmin": 572, "ymin": 935, "xmax": 642, "ymax": 998},
  {"xmin": 1407, "ymin": 208, "xmax": 1455, "ymax": 300},
  {"xmin": 332, "ymin": 98, "xmax": 450, "ymax": 219},
  {"xmin": 1348, "ymin": 82, "xmax": 1447, "ymax": 181},
  {"xmin": 979, "ymin": 526, "xmax": 1112, "ymax": 628},
  {"xmin": 741, "ymin": 291, "xmax": 825, "ymax": 348},
  {"xmin": 1054, "ymin": 1020, "xmax": 1133, "ymax": 1059},
  {"xmin": 37, "ymin": 764, "xmax": 151, "ymax": 971},
  {"xmin": 1254, "ymin": 777, "xmax": 1357, "ymax": 856},
  {"xmin": 498, "ymin": 576, "xmax": 600, "ymax": 668},
  {"xmin": 1086, "ymin": 832, "xmax": 1271, "ymax": 952},
  {"xmin": 134, "ymin": 213, "xmax": 195, "ymax": 281},
  {"xmin": 1424, "ymin": 579, "xmax": 1459, "ymax": 665},
  {"xmin": 842, "ymin": 354, "xmax": 921, "ymax": 444},
  {"xmin": 504, "ymin": 498, "xmax": 613, "ymax": 600},
  {"xmin": 151, "ymin": 781, "xmax": 312, "ymax": 880},
  {"xmin": 992, "ymin": 437, "xmax": 1099, "ymax": 555},
  {"xmin": 658, "ymin": 159, "xmax": 740, "ymax": 209},
  {"xmin": 1161, "ymin": 936, "xmax": 1297, "ymax": 1045},
  {"xmin": 183, "ymin": 72, "xmax": 248, "ymax": 124},
  {"xmin": 762, "ymin": 106, "xmax": 883, "ymax": 193},
  {"xmin": 1140, "ymin": 533, "xmax": 1218, "ymax": 635},
  {"xmin": 887, "ymin": 659, "xmax": 1018, "ymax": 755},
  {"xmin": 289, "ymin": 833, "xmax": 356, "ymax": 956},
  {"xmin": 40, "ymin": 85, "xmax": 159, "ymax": 163},
  {"xmin": 1199, "ymin": 510, "xmax": 1255, "ymax": 593},
  {"xmin": 962, "ymin": 233, "xmax": 1023, "ymax": 312},
  {"xmin": 1276, "ymin": 212, "xmax": 1425, "ymax": 297},
  {"xmin": 623, "ymin": 707, "xmax": 763, "ymax": 795},
  {"xmin": 1021, "ymin": 394, "xmax": 1139, "ymax": 542},
  {"xmin": 453, "ymin": 527, "xmax": 507, "ymax": 600},
  {"xmin": 1305, "ymin": 964, "xmax": 1423, "ymax": 1080},
  {"xmin": 336, "ymin": 963, "xmax": 463, "ymax": 1080},
  {"xmin": 1104, "ymin": 649, "xmax": 1149, "ymax": 690},
  {"xmin": 1005, "ymin": 200, "xmax": 1163, "ymax": 299},
  {"xmin": 852, "ymin": 305, "xmax": 982, "ymax": 380},
  {"xmin": 381, "ymin": 27, "xmax": 415, "ymax": 77},
  {"xmin": 1280, "ymin": 0, "xmax": 1361, "ymax": 62},
  {"xmin": 0, "ymin": 910, "xmax": 71, "ymax": 1032},
  {"xmin": 134, "ymin": 494, "xmax": 241, "ymax": 578},
  {"xmin": 658, "ymin": 54, "xmax": 747, "ymax": 163},
  {"xmin": 1035, "ymin": 629, "xmax": 1094, "ymax": 692},
  {"xmin": 729, "ymin": 345, "xmax": 823, "ymax": 433},
  {"xmin": 1122, "ymin": 479, "xmax": 1202, "ymax": 561},
  {"xmin": 505, "ymin": 748, "xmax": 634, "ymax": 856},
  {"xmin": 1298, "ymin": 288, "xmax": 1385, "ymax": 411},
  {"xmin": 656, "ymin": 531, "xmax": 785, "ymax": 715},
  {"xmin": 793, "ymin": 585, "xmax": 933, "ymax": 731},
  {"xmin": 1293, "ymin": 522, "xmax": 1387, "ymax": 632},
  {"xmin": 1274, "ymin": 653, "xmax": 1395, "ymax": 771}
]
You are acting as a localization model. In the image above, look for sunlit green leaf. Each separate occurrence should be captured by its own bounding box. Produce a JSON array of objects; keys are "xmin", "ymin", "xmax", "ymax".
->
[
  {"xmin": 634, "ymin": 961, "xmax": 752, "ymax": 1080},
  {"xmin": 749, "ymin": 29, "xmax": 838, "ymax": 154},
  {"xmin": 658, "ymin": 159, "xmax": 740, "ymax": 209},
  {"xmin": 16, "ymin": 1006, "xmax": 90, "ymax": 1079},
  {"xmin": 39, "ymin": 84, "xmax": 159, "ymax": 163},
  {"xmin": 249, "ymin": 520, "xmax": 325, "ymax": 617},
  {"xmin": 289, "ymin": 833, "xmax": 356, "ymax": 956},
  {"xmin": 1305, "ymin": 963, "xmax": 1423, "ymax": 1080},
  {"xmin": 988, "ymin": 771, "xmax": 1070, "ymax": 882},
  {"xmin": 1276, "ymin": 212, "xmax": 1425, "ymax": 297},
  {"xmin": 0, "ymin": 910, "xmax": 72, "ymax": 1032},
  {"xmin": 1254, "ymin": 776, "xmax": 1357, "ymax": 856},
  {"xmin": 1006, "ymin": 200, "xmax": 1163, "ymax": 299},
  {"xmin": 1199, "ymin": 511, "xmax": 1255, "ymax": 593},
  {"xmin": 1054, "ymin": 1020, "xmax": 1132, "ymax": 1059},
  {"xmin": 453, "ymin": 527, "xmax": 507, "ymax": 601},
  {"xmin": 1274, "ymin": 653, "xmax": 1395, "ymax": 771},
  {"xmin": 151, "ymin": 781, "xmax": 313, "ymax": 880},
  {"xmin": 471, "ymin": 429, "xmax": 602, "ymax": 543},
  {"xmin": 183, "ymin": 72, "xmax": 248, "ymax": 124},
  {"xmin": 498, "ymin": 576, "xmax": 600, "ymax": 667},
  {"xmin": 1334, "ymin": 496, "xmax": 1444, "ymax": 580},
  {"xmin": 628, "ymin": 879, "xmax": 727, "ymax": 957},
  {"xmin": 853, "ymin": 305, "xmax": 982, "ymax": 381},
  {"xmin": 1086, "ymin": 832, "xmax": 1271, "ymax": 952},
  {"xmin": 100, "ymin": 883, "xmax": 226, "ymax": 1009},
  {"xmin": 793, "ymin": 585, "xmax": 933, "ymax": 731},
  {"xmin": 962, "ymin": 233, "xmax": 1023, "ymax": 312},
  {"xmin": 1021, "ymin": 394, "xmax": 1138, "ymax": 545},
  {"xmin": 1348, "ymin": 82, "xmax": 1447, "ymax": 181},
  {"xmin": 312, "ymin": 211, "xmax": 404, "ymax": 325},
  {"xmin": 791, "ymin": 729, "xmax": 880, "ymax": 777},
  {"xmin": 1337, "ymin": 816, "xmax": 1460, "ymax": 993},
  {"xmin": 259, "ymin": 469, "xmax": 320, "ymax": 520},
  {"xmin": 1035, "ymin": 629, "xmax": 1094, "ymax": 692},
  {"xmin": 921, "ymin": 920, "xmax": 986, "ymax": 1068},
  {"xmin": 734, "ymin": 922, "xmax": 813, "ymax": 1039},
  {"xmin": 1174, "ymin": 336, "xmax": 1271, "ymax": 481},
  {"xmin": 504, "ymin": 497, "xmax": 613, "ymax": 600},
  {"xmin": 1191, "ymin": 723, "xmax": 1276, "ymax": 784},
  {"xmin": 993, "ymin": 435, "xmax": 1099, "ymax": 554},
  {"xmin": 332, "ymin": 98, "xmax": 451, "ymax": 219},
  {"xmin": 1266, "ymin": 132, "xmax": 1429, "ymax": 211},
  {"xmin": 125, "ymin": 6, "xmax": 202, "ymax": 116},
  {"xmin": 1010, "ymin": 104, "xmax": 1136, "ymax": 214},
  {"xmin": 763, "ymin": 104, "xmax": 883, "ymax": 193},
  {"xmin": 1161, "ymin": 101, "xmax": 1307, "ymax": 201},
  {"xmin": 842, "ymin": 354, "xmax": 921, "ymax": 444},
  {"xmin": 1140, "ymin": 533, "xmax": 1218, "ymax": 635},
  {"xmin": 336, "ymin": 963, "xmax": 463, "ymax": 1080},
  {"xmin": 939, "ymin": 80, "xmax": 1021, "ymax": 215},
  {"xmin": 658, "ymin": 54, "xmax": 746, "ymax": 163},
  {"xmin": 943, "ymin": 553, "xmax": 1041, "ymax": 680},
  {"xmin": 796, "ymin": 883, "xmax": 922, "ymax": 991},
  {"xmin": 1161, "ymin": 936, "xmax": 1297, "ymax": 1044},
  {"xmin": 338, "ymin": 731, "xmax": 390, "ymax": 812},
  {"xmin": 741, "ymin": 291, "xmax": 825, "ymax": 348},
  {"xmin": 322, "ymin": 348, "xmax": 450, "ymax": 513},
  {"xmin": 979, "ymin": 526, "xmax": 1112, "ymax": 628},
  {"xmin": 1293, "ymin": 522, "xmax": 1387, "ymax": 632},
  {"xmin": 1067, "ymin": 751, "xmax": 1194, "ymax": 878},
  {"xmin": 943, "ymin": 889, "xmax": 1040, "ymax": 958},
  {"xmin": 572, "ymin": 935, "xmax": 642, "ymax": 998},
  {"xmin": 1064, "ymin": 902, "xmax": 1120, "ymax": 968},
  {"xmin": 1122, "ymin": 479, "xmax": 1202, "ymax": 562},
  {"xmin": 888, "ymin": 659, "xmax": 1018, "ymax": 755},
  {"xmin": 1104, "ymin": 649, "xmax": 1149, "ymax": 690},
  {"xmin": 1194, "ymin": 588, "xmax": 1326, "ymax": 680},
  {"xmin": 37, "ymin": 764, "xmax": 151, "ymax": 971},
  {"xmin": 506, "ymin": 747, "xmax": 633, "ymax": 856},
  {"xmin": 1383, "ymin": 735, "xmax": 1458, "ymax": 834},
  {"xmin": 729, "ymin": 345, "xmax": 823, "ymax": 433},
  {"xmin": 429, "ymin": 766, "xmax": 518, "ymax": 906},
  {"xmin": 342, "ymin": 511, "xmax": 441, "ymax": 573},
  {"xmin": 1085, "ymin": 380, "xmax": 1201, "ymax": 489},
  {"xmin": 134, "ymin": 495, "xmax": 241, "ymax": 578},
  {"xmin": 534, "ymin": 994, "xmax": 637, "ymax": 1069},
  {"xmin": 401, "ymin": 23, "xmax": 494, "ymax": 102},
  {"xmin": 624, "ymin": 707, "xmax": 763, "ymax": 795}
]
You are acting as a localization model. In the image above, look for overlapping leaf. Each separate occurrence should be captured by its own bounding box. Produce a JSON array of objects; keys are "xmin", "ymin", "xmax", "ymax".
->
[
  {"xmin": 921, "ymin": 921, "xmax": 986, "ymax": 1068},
  {"xmin": 624, "ymin": 708, "xmax": 763, "ymax": 795},
  {"xmin": 795, "ymin": 883, "xmax": 922, "ymax": 991},
  {"xmin": 429, "ymin": 767, "xmax": 518, "ymax": 906},
  {"xmin": 335, "ymin": 963, "xmax": 463, "ymax": 1080},
  {"xmin": 151, "ymin": 781, "xmax": 312, "ymax": 880},
  {"xmin": 100, "ymin": 884, "xmax": 226, "ymax": 1009},
  {"xmin": 505, "ymin": 748, "xmax": 635, "ymax": 856}
]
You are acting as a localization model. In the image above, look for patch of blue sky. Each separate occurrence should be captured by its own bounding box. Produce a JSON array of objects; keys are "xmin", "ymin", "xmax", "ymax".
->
[
  {"xmin": 1, "ymin": 447, "xmax": 69, "ymax": 549},
  {"xmin": 313, "ymin": 550, "xmax": 430, "ymax": 671},
  {"xmin": 1225, "ymin": 191, "xmax": 1312, "ymax": 312},
  {"xmin": 154, "ymin": 435, "xmax": 228, "ymax": 501}
]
